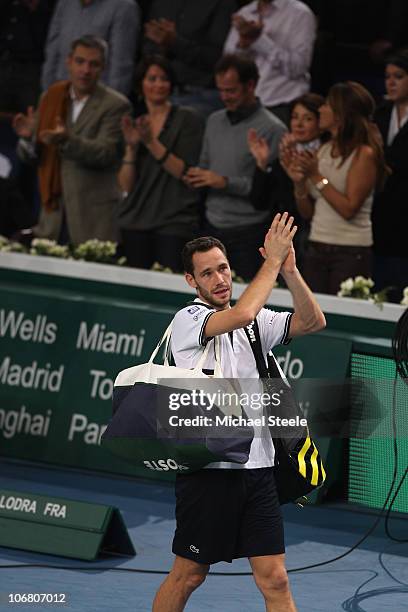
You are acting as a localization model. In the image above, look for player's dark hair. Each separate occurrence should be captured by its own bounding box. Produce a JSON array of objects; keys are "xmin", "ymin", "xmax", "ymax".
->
[{"xmin": 182, "ymin": 237, "xmax": 227, "ymax": 276}]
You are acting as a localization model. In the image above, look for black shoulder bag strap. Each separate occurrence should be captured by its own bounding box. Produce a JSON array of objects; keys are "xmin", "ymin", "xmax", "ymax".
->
[
  {"xmin": 244, "ymin": 318, "xmax": 307, "ymax": 436},
  {"xmin": 243, "ymin": 318, "xmax": 281, "ymax": 382},
  {"xmin": 244, "ymin": 319, "xmax": 269, "ymax": 378}
]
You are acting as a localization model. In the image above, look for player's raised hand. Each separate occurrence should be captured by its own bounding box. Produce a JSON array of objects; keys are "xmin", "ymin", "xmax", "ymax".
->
[{"xmin": 261, "ymin": 212, "xmax": 297, "ymax": 266}]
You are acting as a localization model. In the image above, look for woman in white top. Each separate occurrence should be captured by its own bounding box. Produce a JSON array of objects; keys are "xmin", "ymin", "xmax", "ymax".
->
[{"xmin": 281, "ymin": 81, "xmax": 388, "ymax": 295}]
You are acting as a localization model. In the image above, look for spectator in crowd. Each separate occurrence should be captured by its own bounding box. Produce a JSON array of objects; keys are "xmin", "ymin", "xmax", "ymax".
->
[
  {"xmin": 0, "ymin": 153, "xmax": 35, "ymax": 238},
  {"xmin": 372, "ymin": 49, "xmax": 408, "ymax": 302},
  {"xmin": 41, "ymin": 0, "xmax": 140, "ymax": 97},
  {"xmin": 0, "ymin": 0, "xmax": 55, "ymax": 114},
  {"xmin": 281, "ymin": 81, "xmax": 388, "ymax": 294},
  {"xmin": 143, "ymin": 0, "xmax": 237, "ymax": 117},
  {"xmin": 117, "ymin": 55, "xmax": 204, "ymax": 272},
  {"xmin": 13, "ymin": 35, "xmax": 130, "ymax": 246},
  {"xmin": 183, "ymin": 54, "xmax": 286, "ymax": 282},
  {"xmin": 247, "ymin": 93, "xmax": 325, "ymax": 270},
  {"xmin": 224, "ymin": 0, "xmax": 316, "ymax": 124}
]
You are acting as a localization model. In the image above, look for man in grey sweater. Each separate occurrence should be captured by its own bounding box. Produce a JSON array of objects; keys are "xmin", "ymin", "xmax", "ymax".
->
[{"xmin": 184, "ymin": 55, "xmax": 286, "ymax": 281}]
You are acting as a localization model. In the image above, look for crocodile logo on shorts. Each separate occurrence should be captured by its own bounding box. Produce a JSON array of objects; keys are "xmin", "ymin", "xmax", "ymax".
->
[{"xmin": 189, "ymin": 545, "xmax": 200, "ymax": 553}]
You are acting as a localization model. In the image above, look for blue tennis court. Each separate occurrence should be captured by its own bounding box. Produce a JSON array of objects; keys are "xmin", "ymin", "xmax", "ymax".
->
[{"xmin": 0, "ymin": 459, "xmax": 406, "ymax": 612}]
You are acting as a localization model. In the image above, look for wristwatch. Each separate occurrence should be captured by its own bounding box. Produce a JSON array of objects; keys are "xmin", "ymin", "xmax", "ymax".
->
[{"xmin": 315, "ymin": 177, "xmax": 329, "ymax": 191}]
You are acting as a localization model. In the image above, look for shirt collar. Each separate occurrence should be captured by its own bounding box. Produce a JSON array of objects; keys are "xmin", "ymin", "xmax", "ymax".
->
[
  {"xmin": 69, "ymin": 85, "xmax": 89, "ymax": 104},
  {"xmin": 295, "ymin": 138, "xmax": 321, "ymax": 152},
  {"xmin": 192, "ymin": 297, "xmax": 232, "ymax": 313},
  {"xmin": 388, "ymin": 103, "xmax": 408, "ymax": 145},
  {"xmin": 226, "ymin": 99, "xmax": 261, "ymax": 125}
]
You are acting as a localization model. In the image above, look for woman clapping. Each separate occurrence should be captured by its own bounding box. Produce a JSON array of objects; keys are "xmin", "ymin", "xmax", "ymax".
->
[
  {"xmin": 118, "ymin": 55, "xmax": 204, "ymax": 271},
  {"xmin": 281, "ymin": 82, "xmax": 388, "ymax": 295}
]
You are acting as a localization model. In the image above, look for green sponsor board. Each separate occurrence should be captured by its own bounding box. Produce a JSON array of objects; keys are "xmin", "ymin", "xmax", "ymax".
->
[
  {"xmin": 0, "ymin": 284, "xmax": 351, "ymax": 491},
  {"xmin": 0, "ymin": 285, "xmax": 175, "ymax": 479},
  {"xmin": 0, "ymin": 488, "xmax": 135, "ymax": 559}
]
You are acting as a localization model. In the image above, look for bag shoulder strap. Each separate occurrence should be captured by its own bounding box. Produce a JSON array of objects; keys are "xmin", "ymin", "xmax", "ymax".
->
[
  {"xmin": 244, "ymin": 318, "xmax": 268, "ymax": 378},
  {"xmin": 244, "ymin": 319, "xmax": 283, "ymax": 380}
]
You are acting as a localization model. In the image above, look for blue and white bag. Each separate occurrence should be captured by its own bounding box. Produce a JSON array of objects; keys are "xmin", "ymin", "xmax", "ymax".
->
[{"xmin": 101, "ymin": 322, "xmax": 254, "ymax": 473}]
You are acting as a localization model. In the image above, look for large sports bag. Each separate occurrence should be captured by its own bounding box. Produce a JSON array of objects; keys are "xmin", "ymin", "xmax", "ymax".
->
[
  {"xmin": 244, "ymin": 319, "xmax": 326, "ymax": 504},
  {"xmin": 101, "ymin": 321, "xmax": 254, "ymax": 474}
]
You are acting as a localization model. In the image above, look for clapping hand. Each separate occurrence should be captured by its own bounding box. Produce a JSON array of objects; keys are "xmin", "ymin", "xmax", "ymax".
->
[
  {"xmin": 232, "ymin": 14, "xmax": 262, "ymax": 48},
  {"xmin": 183, "ymin": 167, "xmax": 227, "ymax": 190},
  {"xmin": 247, "ymin": 128, "xmax": 270, "ymax": 171},
  {"xmin": 135, "ymin": 115, "xmax": 154, "ymax": 145},
  {"xmin": 121, "ymin": 114, "xmax": 141, "ymax": 147},
  {"xmin": 279, "ymin": 137, "xmax": 306, "ymax": 184},
  {"xmin": 13, "ymin": 106, "xmax": 36, "ymax": 139},
  {"xmin": 121, "ymin": 114, "xmax": 154, "ymax": 147},
  {"xmin": 280, "ymin": 243, "xmax": 297, "ymax": 275},
  {"xmin": 260, "ymin": 212, "xmax": 297, "ymax": 268},
  {"xmin": 39, "ymin": 116, "xmax": 67, "ymax": 145},
  {"xmin": 144, "ymin": 19, "xmax": 176, "ymax": 47},
  {"xmin": 295, "ymin": 150, "xmax": 319, "ymax": 178},
  {"xmin": 278, "ymin": 133, "xmax": 296, "ymax": 170},
  {"xmin": 280, "ymin": 132, "xmax": 297, "ymax": 152}
]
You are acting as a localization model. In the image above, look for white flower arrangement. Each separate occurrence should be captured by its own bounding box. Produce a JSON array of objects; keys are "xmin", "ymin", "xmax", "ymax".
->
[
  {"xmin": 30, "ymin": 239, "xmax": 70, "ymax": 259},
  {"xmin": 1, "ymin": 235, "xmax": 126, "ymax": 265},
  {"xmin": 73, "ymin": 239, "xmax": 126, "ymax": 265},
  {"xmin": 0, "ymin": 235, "xmax": 9, "ymax": 249},
  {"xmin": 337, "ymin": 276, "xmax": 389, "ymax": 307},
  {"xmin": 151, "ymin": 262, "xmax": 175, "ymax": 274},
  {"xmin": 401, "ymin": 287, "xmax": 408, "ymax": 307},
  {"xmin": 337, "ymin": 276, "xmax": 374, "ymax": 299},
  {"xmin": 0, "ymin": 235, "xmax": 27, "ymax": 253}
]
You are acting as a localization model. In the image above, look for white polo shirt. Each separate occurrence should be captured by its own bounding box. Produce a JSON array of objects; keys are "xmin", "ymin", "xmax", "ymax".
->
[{"xmin": 170, "ymin": 299, "xmax": 292, "ymax": 469}]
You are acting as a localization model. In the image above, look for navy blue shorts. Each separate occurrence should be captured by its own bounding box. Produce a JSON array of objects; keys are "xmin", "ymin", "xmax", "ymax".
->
[{"xmin": 172, "ymin": 467, "xmax": 284, "ymax": 565}]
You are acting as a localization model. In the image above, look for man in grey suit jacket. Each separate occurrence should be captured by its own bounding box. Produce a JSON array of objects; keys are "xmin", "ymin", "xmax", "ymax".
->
[{"xmin": 14, "ymin": 35, "xmax": 130, "ymax": 246}]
